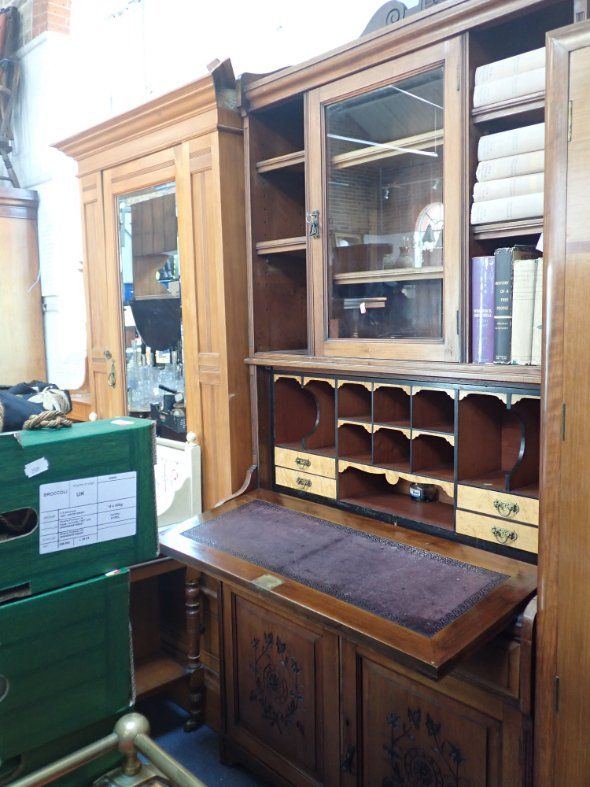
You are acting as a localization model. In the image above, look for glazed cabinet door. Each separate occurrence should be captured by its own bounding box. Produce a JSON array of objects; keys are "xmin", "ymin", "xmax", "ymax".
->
[
  {"xmin": 308, "ymin": 37, "xmax": 462, "ymax": 362},
  {"xmin": 221, "ymin": 583, "xmax": 340, "ymax": 786},
  {"xmin": 340, "ymin": 642, "xmax": 528, "ymax": 787}
]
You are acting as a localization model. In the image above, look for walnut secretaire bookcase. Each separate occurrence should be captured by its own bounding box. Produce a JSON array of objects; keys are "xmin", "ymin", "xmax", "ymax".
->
[
  {"xmin": 157, "ymin": 2, "xmax": 584, "ymax": 786},
  {"xmin": 55, "ymin": 60, "xmax": 252, "ymax": 511}
]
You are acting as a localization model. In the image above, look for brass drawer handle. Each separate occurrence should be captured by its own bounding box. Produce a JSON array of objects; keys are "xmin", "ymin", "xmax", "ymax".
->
[
  {"xmin": 493, "ymin": 499, "xmax": 519, "ymax": 518},
  {"xmin": 491, "ymin": 525, "xmax": 518, "ymax": 545},
  {"xmin": 295, "ymin": 457, "xmax": 311, "ymax": 468},
  {"xmin": 296, "ymin": 476, "xmax": 312, "ymax": 488}
]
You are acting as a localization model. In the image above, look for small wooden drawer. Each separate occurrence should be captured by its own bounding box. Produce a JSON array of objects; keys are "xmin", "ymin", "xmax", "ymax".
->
[
  {"xmin": 456, "ymin": 510, "xmax": 538, "ymax": 554},
  {"xmin": 457, "ymin": 484, "xmax": 539, "ymax": 527},
  {"xmin": 274, "ymin": 447, "xmax": 336, "ymax": 478},
  {"xmin": 275, "ymin": 466, "xmax": 337, "ymax": 499}
]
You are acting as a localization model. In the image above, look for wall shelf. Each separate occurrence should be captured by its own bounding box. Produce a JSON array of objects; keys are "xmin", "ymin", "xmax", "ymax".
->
[
  {"xmin": 333, "ymin": 265, "xmax": 443, "ymax": 285},
  {"xmin": 256, "ymin": 236, "xmax": 307, "ymax": 256},
  {"xmin": 472, "ymin": 217, "xmax": 543, "ymax": 240},
  {"xmin": 256, "ymin": 150, "xmax": 305, "ymax": 174},
  {"xmin": 471, "ymin": 92, "xmax": 545, "ymax": 124},
  {"xmin": 331, "ymin": 130, "xmax": 444, "ymax": 170}
]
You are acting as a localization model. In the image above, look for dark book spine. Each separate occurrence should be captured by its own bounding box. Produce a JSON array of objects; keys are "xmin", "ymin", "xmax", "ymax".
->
[
  {"xmin": 472, "ymin": 256, "xmax": 495, "ymax": 363},
  {"xmin": 493, "ymin": 247, "xmax": 514, "ymax": 363}
]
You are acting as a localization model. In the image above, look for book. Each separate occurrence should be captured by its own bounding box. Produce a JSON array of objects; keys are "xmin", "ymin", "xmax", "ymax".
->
[
  {"xmin": 478, "ymin": 123, "xmax": 545, "ymax": 161},
  {"xmin": 473, "ymin": 67, "xmax": 545, "ymax": 108},
  {"xmin": 531, "ymin": 260, "xmax": 544, "ymax": 365},
  {"xmin": 476, "ymin": 149, "xmax": 544, "ymax": 182},
  {"xmin": 511, "ymin": 258, "xmax": 539, "ymax": 364},
  {"xmin": 475, "ymin": 47, "xmax": 545, "ymax": 85},
  {"xmin": 470, "ymin": 192, "xmax": 543, "ymax": 224},
  {"xmin": 473, "ymin": 172, "xmax": 544, "ymax": 202},
  {"xmin": 471, "ymin": 256, "xmax": 495, "ymax": 363},
  {"xmin": 493, "ymin": 245, "xmax": 537, "ymax": 363}
]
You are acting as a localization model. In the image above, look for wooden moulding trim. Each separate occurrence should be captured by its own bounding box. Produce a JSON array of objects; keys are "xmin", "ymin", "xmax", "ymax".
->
[
  {"xmin": 338, "ymin": 459, "xmax": 455, "ymax": 497},
  {"xmin": 0, "ymin": 187, "xmax": 39, "ymax": 219},
  {"xmin": 374, "ymin": 382, "xmax": 412, "ymax": 395},
  {"xmin": 459, "ymin": 390, "xmax": 508, "ymax": 404},
  {"xmin": 338, "ymin": 419, "xmax": 373, "ymax": 433},
  {"xmin": 249, "ymin": 353, "xmax": 541, "ymax": 386},
  {"xmin": 54, "ymin": 77, "xmax": 219, "ymax": 161},
  {"xmin": 303, "ymin": 376, "xmax": 336, "ymax": 387},
  {"xmin": 241, "ymin": 0, "xmax": 554, "ymax": 109}
]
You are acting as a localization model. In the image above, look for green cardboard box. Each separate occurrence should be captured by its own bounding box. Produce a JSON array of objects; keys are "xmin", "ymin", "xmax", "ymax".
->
[
  {"xmin": 0, "ymin": 418, "xmax": 158, "ymax": 598},
  {"xmin": 0, "ymin": 570, "xmax": 132, "ymax": 766}
]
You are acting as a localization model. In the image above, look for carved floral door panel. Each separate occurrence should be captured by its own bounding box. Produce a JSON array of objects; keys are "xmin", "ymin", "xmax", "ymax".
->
[
  {"xmin": 222, "ymin": 585, "xmax": 340, "ymax": 786},
  {"xmin": 343, "ymin": 646, "xmax": 504, "ymax": 787}
]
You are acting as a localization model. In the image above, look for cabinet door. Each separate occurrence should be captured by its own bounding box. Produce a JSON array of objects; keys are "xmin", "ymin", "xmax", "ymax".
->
[
  {"xmin": 308, "ymin": 38, "xmax": 462, "ymax": 362},
  {"xmin": 221, "ymin": 584, "xmax": 340, "ymax": 786},
  {"xmin": 80, "ymin": 172, "xmax": 124, "ymax": 417},
  {"xmin": 101, "ymin": 148, "xmax": 202, "ymax": 439},
  {"xmin": 340, "ymin": 642, "xmax": 525, "ymax": 787}
]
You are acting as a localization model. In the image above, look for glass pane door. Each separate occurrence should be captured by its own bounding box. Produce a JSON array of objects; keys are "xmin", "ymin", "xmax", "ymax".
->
[
  {"xmin": 325, "ymin": 67, "xmax": 445, "ymax": 341},
  {"xmin": 117, "ymin": 183, "xmax": 186, "ymax": 439}
]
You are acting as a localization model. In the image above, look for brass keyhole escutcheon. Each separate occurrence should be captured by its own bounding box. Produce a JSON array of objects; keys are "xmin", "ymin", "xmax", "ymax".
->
[{"xmin": 104, "ymin": 350, "xmax": 116, "ymax": 388}]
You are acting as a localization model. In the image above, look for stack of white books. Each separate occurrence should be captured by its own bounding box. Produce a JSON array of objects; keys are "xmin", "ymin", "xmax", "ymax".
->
[
  {"xmin": 473, "ymin": 46, "xmax": 545, "ymax": 109},
  {"xmin": 471, "ymin": 122, "xmax": 545, "ymax": 224}
]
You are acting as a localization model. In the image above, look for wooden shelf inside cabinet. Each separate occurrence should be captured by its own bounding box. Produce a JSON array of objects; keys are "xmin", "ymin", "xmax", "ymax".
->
[
  {"xmin": 256, "ymin": 237, "xmax": 307, "ymax": 256},
  {"xmin": 472, "ymin": 218, "xmax": 543, "ymax": 240},
  {"xmin": 135, "ymin": 651, "xmax": 186, "ymax": 699},
  {"xmin": 471, "ymin": 92, "xmax": 545, "ymax": 125},
  {"xmin": 331, "ymin": 130, "xmax": 443, "ymax": 170},
  {"xmin": 333, "ymin": 266, "xmax": 443, "ymax": 285},
  {"xmin": 256, "ymin": 150, "xmax": 305, "ymax": 174}
]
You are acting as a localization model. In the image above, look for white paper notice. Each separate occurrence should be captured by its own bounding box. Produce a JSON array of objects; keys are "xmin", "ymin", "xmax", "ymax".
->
[{"xmin": 39, "ymin": 471, "xmax": 137, "ymax": 554}]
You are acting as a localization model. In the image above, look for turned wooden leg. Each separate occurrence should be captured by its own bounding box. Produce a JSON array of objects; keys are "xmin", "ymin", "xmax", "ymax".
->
[{"xmin": 184, "ymin": 571, "xmax": 204, "ymax": 732}]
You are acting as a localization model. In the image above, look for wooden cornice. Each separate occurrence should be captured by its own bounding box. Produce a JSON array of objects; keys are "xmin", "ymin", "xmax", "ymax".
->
[
  {"xmin": 241, "ymin": 0, "xmax": 561, "ymax": 109},
  {"xmin": 54, "ymin": 74, "xmax": 220, "ymax": 163}
]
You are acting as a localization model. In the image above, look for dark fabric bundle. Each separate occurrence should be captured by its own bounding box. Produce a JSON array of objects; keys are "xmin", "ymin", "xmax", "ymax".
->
[{"xmin": 0, "ymin": 381, "xmax": 72, "ymax": 433}]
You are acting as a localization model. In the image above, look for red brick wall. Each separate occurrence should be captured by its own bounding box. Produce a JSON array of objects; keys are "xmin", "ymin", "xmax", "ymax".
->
[{"xmin": 32, "ymin": 0, "xmax": 71, "ymax": 37}]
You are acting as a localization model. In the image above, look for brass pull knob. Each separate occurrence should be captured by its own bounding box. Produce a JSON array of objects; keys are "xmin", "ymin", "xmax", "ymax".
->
[
  {"xmin": 491, "ymin": 525, "xmax": 518, "ymax": 545},
  {"xmin": 493, "ymin": 499, "xmax": 519, "ymax": 518},
  {"xmin": 296, "ymin": 476, "xmax": 312, "ymax": 488},
  {"xmin": 341, "ymin": 744, "xmax": 356, "ymax": 773},
  {"xmin": 295, "ymin": 457, "xmax": 311, "ymax": 468},
  {"xmin": 104, "ymin": 350, "xmax": 116, "ymax": 388}
]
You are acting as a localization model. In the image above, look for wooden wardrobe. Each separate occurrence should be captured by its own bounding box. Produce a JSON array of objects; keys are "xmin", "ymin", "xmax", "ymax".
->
[{"xmin": 55, "ymin": 60, "xmax": 251, "ymax": 510}]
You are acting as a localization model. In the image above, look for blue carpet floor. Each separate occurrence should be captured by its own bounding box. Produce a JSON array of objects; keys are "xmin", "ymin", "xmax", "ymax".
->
[{"xmin": 137, "ymin": 698, "xmax": 269, "ymax": 786}]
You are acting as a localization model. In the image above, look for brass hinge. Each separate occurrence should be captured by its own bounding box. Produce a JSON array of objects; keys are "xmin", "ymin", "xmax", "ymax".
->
[
  {"xmin": 554, "ymin": 675, "xmax": 560, "ymax": 712},
  {"xmin": 561, "ymin": 402, "xmax": 567, "ymax": 441},
  {"xmin": 568, "ymin": 100, "xmax": 573, "ymax": 142},
  {"xmin": 456, "ymin": 309, "xmax": 460, "ymax": 335},
  {"xmin": 456, "ymin": 62, "xmax": 461, "ymax": 91}
]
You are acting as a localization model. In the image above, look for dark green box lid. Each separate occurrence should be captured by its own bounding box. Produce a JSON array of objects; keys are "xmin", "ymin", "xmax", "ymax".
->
[{"xmin": 0, "ymin": 418, "xmax": 158, "ymax": 597}]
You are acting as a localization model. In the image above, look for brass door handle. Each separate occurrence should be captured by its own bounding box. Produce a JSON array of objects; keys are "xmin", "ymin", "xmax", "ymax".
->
[
  {"xmin": 491, "ymin": 525, "xmax": 518, "ymax": 545},
  {"xmin": 104, "ymin": 350, "xmax": 116, "ymax": 388},
  {"xmin": 493, "ymin": 499, "xmax": 519, "ymax": 518},
  {"xmin": 305, "ymin": 209, "xmax": 320, "ymax": 239}
]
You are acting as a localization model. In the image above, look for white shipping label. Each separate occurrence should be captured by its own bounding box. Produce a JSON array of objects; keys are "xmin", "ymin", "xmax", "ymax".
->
[{"xmin": 39, "ymin": 471, "xmax": 137, "ymax": 554}]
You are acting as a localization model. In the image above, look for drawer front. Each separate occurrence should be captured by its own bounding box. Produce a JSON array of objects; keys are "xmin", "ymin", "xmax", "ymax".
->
[
  {"xmin": 456, "ymin": 510, "xmax": 538, "ymax": 554},
  {"xmin": 457, "ymin": 485, "xmax": 539, "ymax": 526},
  {"xmin": 274, "ymin": 447, "xmax": 336, "ymax": 478},
  {"xmin": 275, "ymin": 466, "xmax": 337, "ymax": 499}
]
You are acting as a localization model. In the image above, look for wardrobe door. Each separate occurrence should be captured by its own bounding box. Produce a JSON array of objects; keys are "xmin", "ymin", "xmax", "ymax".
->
[
  {"xmin": 537, "ymin": 20, "xmax": 590, "ymax": 787},
  {"xmin": 80, "ymin": 172, "xmax": 124, "ymax": 417}
]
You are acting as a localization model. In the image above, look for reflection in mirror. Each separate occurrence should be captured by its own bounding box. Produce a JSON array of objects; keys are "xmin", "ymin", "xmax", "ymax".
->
[{"xmin": 118, "ymin": 183, "xmax": 187, "ymax": 440}]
